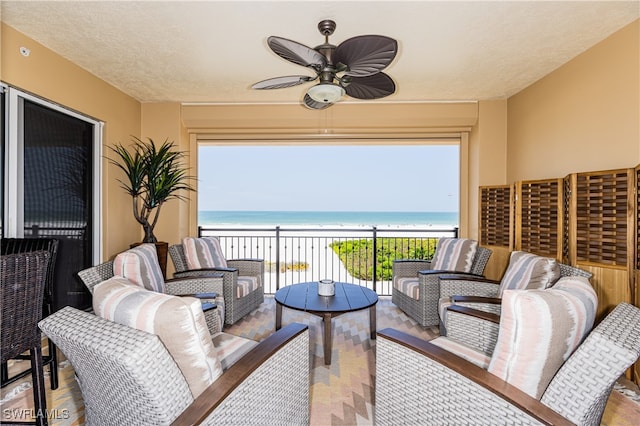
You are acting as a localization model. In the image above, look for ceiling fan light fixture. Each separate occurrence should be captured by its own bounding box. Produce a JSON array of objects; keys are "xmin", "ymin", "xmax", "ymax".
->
[{"xmin": 307, "ymin": 83, "xmax": 345, "ymax": 103}]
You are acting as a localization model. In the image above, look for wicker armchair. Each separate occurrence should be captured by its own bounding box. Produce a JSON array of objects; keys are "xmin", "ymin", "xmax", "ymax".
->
[
  {"xmin": 39, "ymin": 306, "xmax": 310, "ymax": 425},
  {"xmin": 77, "ymin": 249, "xmax": 225, "ymax": 335},
  {"xmin": 1, "ymin": 251, "xmax": 51, "ymax": 426},
  {"xmin": 376, "ymin": 301, "xmax": 640, "ymax": 426},
  {"xmin": 169, "ymin": 239, "xmax": 264, "ymax": 325},
  {"xmin": 392, "ymin": 238, "xmax": 492, "ymax": 327},
  {"xmin": 438, "ymin": 255, "xmax": 592, "ymax": 335},
  {"xmin": 1, "ymin": 238, "xmax": 60, "ymax": 390}
]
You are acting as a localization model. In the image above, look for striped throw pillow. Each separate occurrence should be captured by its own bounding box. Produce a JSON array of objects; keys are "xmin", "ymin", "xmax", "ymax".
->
[
  {"xmin": 183, "ymin": 237, "xmax": 228, "ymax": 269},
  {"xmin": 488, "ymin": 276, "xmax": 597, "ymax": 398},
  {"xmin": 498, "ymin": 251, "xmax": 560, "ymax": 296},
  {"xmin": 113, "ymin": 243, "xmax": 165, "ymax": 293},
  {"xmin": 431, "ymin": 238, "xmax": 478, "ymax": 273},
  {"xmin": 93, "ymin": 277, "xmax": 223, "ymax": 398}
]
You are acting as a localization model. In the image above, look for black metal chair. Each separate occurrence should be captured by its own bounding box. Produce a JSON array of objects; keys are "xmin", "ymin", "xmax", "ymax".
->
[
  {"xmin": 1, "ymin": 238, "xmax": 60, "ymax": 390},
  {"xmin": 1, "ymin": 251, "xmax": 51, "ymax": 426}
]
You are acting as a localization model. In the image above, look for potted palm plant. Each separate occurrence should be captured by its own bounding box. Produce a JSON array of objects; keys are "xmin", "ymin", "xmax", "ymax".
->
[{"xmin": 109, "ymin": 137, "xmax": 194, "ymax": 275}]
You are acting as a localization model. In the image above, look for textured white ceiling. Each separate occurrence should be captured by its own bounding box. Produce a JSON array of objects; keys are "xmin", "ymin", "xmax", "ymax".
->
[{"xmin": 2, "ymin": 1, "xmax": 638, "ymax": 104}]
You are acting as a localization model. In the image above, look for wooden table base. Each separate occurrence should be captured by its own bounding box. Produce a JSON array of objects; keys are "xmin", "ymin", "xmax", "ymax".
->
[{"xmin": 275, "ymin": 297, "xmax": 377, "ymax": 365}]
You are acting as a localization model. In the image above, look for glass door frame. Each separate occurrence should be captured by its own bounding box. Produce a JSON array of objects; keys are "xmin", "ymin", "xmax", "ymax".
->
[{"xmin": 2, "ymin": 84, "xmax": 103, "ymax": 263}]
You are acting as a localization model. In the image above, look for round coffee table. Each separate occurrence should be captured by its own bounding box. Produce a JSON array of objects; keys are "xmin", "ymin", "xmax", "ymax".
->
[{"xmin": 275, "ymin": 281, "xmax": 378, "ymax": 365}]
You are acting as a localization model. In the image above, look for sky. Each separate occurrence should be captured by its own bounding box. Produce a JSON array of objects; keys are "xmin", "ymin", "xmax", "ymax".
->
[{"xmin": 197, "ymin": 144, "xmax": 459, "ymax": 212}]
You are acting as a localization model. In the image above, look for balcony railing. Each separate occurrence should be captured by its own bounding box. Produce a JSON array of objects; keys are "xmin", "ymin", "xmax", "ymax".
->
[{"xmin": 199, "ymin": 225, "xmax": 458, "ymax": 295}]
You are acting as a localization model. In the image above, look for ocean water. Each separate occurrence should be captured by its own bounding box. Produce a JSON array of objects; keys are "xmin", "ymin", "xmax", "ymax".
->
[{"xmin": 198, "ymin": 210, "xmax": 458, "ymax": 227}]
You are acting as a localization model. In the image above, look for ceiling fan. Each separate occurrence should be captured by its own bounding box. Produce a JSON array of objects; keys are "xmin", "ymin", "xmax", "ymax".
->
[{"xmin": 251, "ymin": 20, "xmax": 398, "ymax": 110}]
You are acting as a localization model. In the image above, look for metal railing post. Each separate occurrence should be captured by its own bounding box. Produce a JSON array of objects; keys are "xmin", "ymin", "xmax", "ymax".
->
[
  {"xmin": 275, "ymin": 225, "xmax": 281, "ymax": 291},
  {"xmin": 372, "ymin": 225, "xmax": 377, "ymax": 292}
]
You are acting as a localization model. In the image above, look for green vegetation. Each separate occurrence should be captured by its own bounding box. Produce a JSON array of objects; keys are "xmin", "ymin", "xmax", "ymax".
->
[
  {"xmin": 330, "ymin": 238, "xmax": 437, "ymax": 281},
  {"xmin": 265, "ymin": 261, "xmax": 309, "ymax": 273}
]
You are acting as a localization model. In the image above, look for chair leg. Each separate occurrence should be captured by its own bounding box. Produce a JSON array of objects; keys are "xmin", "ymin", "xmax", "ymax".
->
[
  {"xmin": 30, "ymin": 346, "xmax": 48, "ymax": 426},
  {"xmin": 0, "ymin": 344, "xmax": 59, "ymax": 391},
  {"xmin": 47, "ymin": 339, "xmax": 58, "ymax": 390},
  {"xmin": 1, "ymin": 361, "xmax": 8, "ymax": 384}
]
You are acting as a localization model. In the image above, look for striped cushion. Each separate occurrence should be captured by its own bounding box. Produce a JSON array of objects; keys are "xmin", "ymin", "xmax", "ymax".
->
[
  {"xmin": 394, "ymin": 277, "xmax": 420, "ymax": 300},
  {"xmin": 236, "ymin": 276, "xmax": 260, "ymax": 298},
  {"xmin": 183, "ymin": 237, "xmax": 228, "ymax": 269},
  {"xmin": 488, "ymin": 276, "xmax": 597, "ymax": 398},
  {"xmin": 429, "ymin": 337, "xmax": 492, "ymax": 369},
  {"xmin": 498, "ymin": 251, "xmax": 560, "ymax": 296},
  {"xmin": 113, "ymin": 243, "xmax": 165, "ymax": 293},
  {"xmin": 431, "ymin": 238, "xmax": 478, "ymax": 273},
  {"xmin": 93, "ymin": 277, "xmax": 223, "ymax": 398}
]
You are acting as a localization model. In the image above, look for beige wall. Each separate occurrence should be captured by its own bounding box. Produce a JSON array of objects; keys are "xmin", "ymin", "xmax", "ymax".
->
[
  {"xmin": 1, "ymin": 23, "xmax": 142, "ymax": 259},
  {"xmin": 468, "ymin": 100, "xmax": 508, "ymax": 238},
  {"xmin": 4, "ymin": 19, "xmax": 637, "ymax": 263},
  {"xmin": 507, "ymin": 19, "xmax": 639, "ymax": 181},
  {"xmin": 141, "ymin": 103, "xmax": 191, "ymax": 274}
]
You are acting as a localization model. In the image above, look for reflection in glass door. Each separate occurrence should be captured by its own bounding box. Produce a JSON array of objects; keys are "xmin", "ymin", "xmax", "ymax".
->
[{"xmin": 3, "ymin": 87, "xmax": 102, "ymax": 311}]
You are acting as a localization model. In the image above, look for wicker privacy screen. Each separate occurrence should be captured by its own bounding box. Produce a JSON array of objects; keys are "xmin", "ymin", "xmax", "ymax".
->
[
  {"xmin": 572, "ymin": 169, "xmax": 632, "ymax": 267},
  {"xmin": 516, "ymin": 179, "xmax": 562, "ymax": 259},
  {"xmin": 479, "ymin": 185, "xmax": 513, "ymax": 248},
  {"xmin": 636, "ymin": 165, "xmax": 640, "ymax": 271}
]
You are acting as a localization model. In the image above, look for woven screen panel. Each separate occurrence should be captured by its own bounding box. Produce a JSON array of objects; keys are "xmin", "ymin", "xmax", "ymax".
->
[
  {"xmin": 636, "ymin": 165, "xmax": 640, "ymax": 270},
  {"xmin": 480, "ymin": 185, "xmax": 512, "ymax": 248},
  {"xmin": 563, "ymin": 176, "xmax": 572, "ymax": 263},
  {"xmin": 575, "ymin": 169, "xmax": 630, "ymax": 266},
  {"xmin": 518, "ymin": 179, "xmax": 561, "ymax": 258}
]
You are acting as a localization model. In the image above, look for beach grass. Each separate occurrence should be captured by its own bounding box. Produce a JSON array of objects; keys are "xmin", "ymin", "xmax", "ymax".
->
[
  {"xmin": 331, "ymin": 237, "xmax": 438, "ymax": 280},
  {"xmin": 265, "ymin": 260, "xmax": 309, "ymax": 273}
]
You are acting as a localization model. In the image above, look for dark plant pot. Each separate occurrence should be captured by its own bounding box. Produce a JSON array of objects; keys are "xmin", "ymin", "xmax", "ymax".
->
[{"xmin": 130, "ymin": 241, "xmax": 168, "ymax": 280}]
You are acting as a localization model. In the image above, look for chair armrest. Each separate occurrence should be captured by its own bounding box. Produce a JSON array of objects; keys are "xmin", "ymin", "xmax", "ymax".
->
[
  {"xmin": 451, "ymin": 295, "xmax": 502, "ymax": 305},
  {"xmin": 226, "ymin": 259, "xmax": 264, "ymax": 278},
  {"xmin": 439, "ymin": 274, "xmax": 500, "ymax": 283},
  {"xmin": 392, "ymin": 259, "xmax": 432, "ymax": 278},
  {"xmin": 173, "ymin": 323, "xmax": 310, "ymax": 425},
  {"xmin": 439, "ymin": 275, "xmax": 501, "ymax": 299},
  {"xmin": 443, "ymin": 306, "xmax": 500, "ymax": 355},
  {"xmin": 419, "ymin": 270, "xmax": 483, "ymax": 277},
  {"xmin": 200, "ymin": 302, "xmax": 217, "ymax": 311},
  {"xmin": 164, "ymin": 275, "xmax": 224, "ymax": 296},
  {"xmin": 190, "ymin": 292, "xmax": 219, "ymax": 299},
  {"xmin": 375, "ymin": 328, "xmax": 572, "ymax": 426},
  {"xmin": 449, "ymin": 296, "xmax": 503, "ymax": 317},
  {"xmin": 175, "ymin": 267, "xmax": 237, "ymax": 275},
  {"xmin": 447, "ymin": 305, "xmax": 500, "ymax": 324}
]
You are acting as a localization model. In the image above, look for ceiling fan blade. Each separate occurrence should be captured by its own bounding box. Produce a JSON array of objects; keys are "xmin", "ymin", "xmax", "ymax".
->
[
  {"xmin": 344, "ymin": 73, "xmax": 396, "ymax": 100},
  {"xmin": 334, "ymin": 35, "xmax": 398, "ymax": 77},
  {"xmin": 251, "ymin": 75, "xmax": 315, "ymax": 90},
  {"xmin": 268, "ymin": 36, "xmax": 327, "ymax": 70},
  {"xmin": 303, "ymin": 94, "xmax": 332, "ymax": 110}
]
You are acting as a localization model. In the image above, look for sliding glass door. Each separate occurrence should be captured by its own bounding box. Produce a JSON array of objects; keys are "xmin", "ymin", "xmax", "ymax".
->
[{"xmin": 2, "ymin": 86, "xmax": 102, "ymax": 311}]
